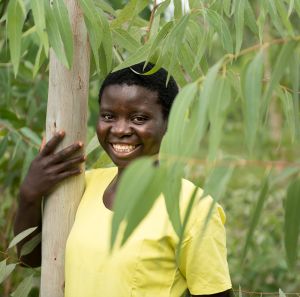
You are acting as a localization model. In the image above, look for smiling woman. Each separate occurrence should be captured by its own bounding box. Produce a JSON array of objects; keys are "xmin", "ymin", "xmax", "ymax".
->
[
  {"xmin": 14, "ymin": 62, "xmax": 232, "ymax": 297},
  {"xmin": 97, "ymin": 84, "xmax": 167, "ymax": 169}
]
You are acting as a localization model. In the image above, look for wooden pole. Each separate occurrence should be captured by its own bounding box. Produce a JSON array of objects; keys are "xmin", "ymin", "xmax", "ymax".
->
[{"xmin": 40, "ymin": 1, "xmax": 90, "ymax": 296}]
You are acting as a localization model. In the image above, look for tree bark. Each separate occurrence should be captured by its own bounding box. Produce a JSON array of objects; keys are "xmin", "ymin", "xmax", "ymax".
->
[{"xmin": 40, "ymin": 1, "xmax": 90, "ymax": 296}]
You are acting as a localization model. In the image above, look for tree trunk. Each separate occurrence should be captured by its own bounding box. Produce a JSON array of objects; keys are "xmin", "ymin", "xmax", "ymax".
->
[{"xmin": 40, "ymin": 1, "xmax": 90, "ymax": 296}]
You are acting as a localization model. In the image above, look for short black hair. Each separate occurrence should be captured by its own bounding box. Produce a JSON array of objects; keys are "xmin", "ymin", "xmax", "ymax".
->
[{"xmin": 98, "ymin": 62, "xmax": 179, "ymax": 118}]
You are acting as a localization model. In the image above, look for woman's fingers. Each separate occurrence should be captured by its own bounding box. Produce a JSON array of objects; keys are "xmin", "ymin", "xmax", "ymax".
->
[
  {"xmin": 40, "ymin": 131, "xmax": 65, "ymax": 156},
  {"xmin": 50, "ymin": 154, "xmax": 86, "ymax": 174},
  {"xmin": 49, "ymin": 142, "xmax": 84, "ymax": 164},
  {"xmin": 56, "ymin": 167, "xmax": 82, "ymax": 180}
]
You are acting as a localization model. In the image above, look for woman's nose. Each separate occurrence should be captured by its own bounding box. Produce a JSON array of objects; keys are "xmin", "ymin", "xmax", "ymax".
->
[{"xmin": 111, "ymin": 119, "xmax": 132, "ymax": 137}]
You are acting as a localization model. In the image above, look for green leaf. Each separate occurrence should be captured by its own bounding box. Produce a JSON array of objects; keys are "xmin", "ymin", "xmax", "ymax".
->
[
  {"xmin": 163, "ymin": 164, "xmax": 183, "ymax": 236},
  {"xmin": 94, "ymin": 0, "xmax": 116, "ymax": 17},
  {"xmin": 112, "ymin": 43, "xmax": 151, "ymax": 72},
  {"xmin": 78, "ymin": 0, "xmax": 103, "ymax": 72},
  {"xmin": 263, "ymin": 41, "xmax": 296, "ymax": 114},
  {"xmin": 33, "ymin": 43, "xmax": 47, "ymax": 78},
  {"xmin": 52, "ymin": 0, "xmax": 74, "ymax": 69},
  {"xmin": 278, "ymin": 89, "xmax": 296, "ymax": 142},
  {"xmin": 99, "ymin": 10, "xmax": 113, "ymax": 75},
  {"xmin": 206, "ymin": 9, "xmax": 233, "ymax": 53},
  {"xmin": 242, "ymin": 173, "xmax": 270, "ymax": 259},
  {"xmin": 8, "ymin": 226, "xmax": 38, "ymax": 249},
  {"xmin": 0, "ymin": 136, "xmax": 8, "ymax": 159},
  {"xmin": 290, "ymin": 49, "xmax": 300, "ymax": 141},
  {"xmin": 223, "ymin": 0, "xmax": 232, "ymax": 17},
  {"xmin": 234, "ymin": 0, "xmax": 246, "ymax": 54},
  {"xmin": 11, "ymin": 274, "xmax": 34, "ymax": 297},
  {"xmin": 160, "ymin": 82, "xmax": 198, "ymax": 156},
  {"xmin": 244, "ymin": 0, "xmax": 258, "ymax": 35},
  {"xmin": 0, "ymin": 260, "xmax": 16, "ymax": 284},
  {"xmin": 113, "ymin": 28, "xmax": 140, "ymax": 53},
  {"xmin": 121, "ymin": 165, "xmax": 165, "ymax": 245},
  {"xmin": 267, "ymin": 0, "xmax": 285, "ymax": 36},
  {"xmin": 174, "ymin": 0, "xmax": 183, "ymax": 19},
  {"xmin": 145, "ymin": 21, "xmax": 173, "ymax": 65},
  {"xmin": 111, "ymin": 0, "xmax": 148, "ymax": 28},
  {"xmin": 86, "ymin": 134, "xmax": 100, "ymax": 156},
  {"xmin": 7, "ymin": 0, "xmax": 26, "ymax": 76},
  {"xmin": 208, "ymin": 77, "xmax": 231, "ymax": 161},
  {"xmin": 295, "ymin": 0, "xmax": 300, "ymax": 17},
  {"xmin": 44, "ymin": 0, "xmax": 69, "ymax": 68},
  {"xmin": 203, "ymin": 163, "xmax": 234, "ymax": 201},
  {"xmin": 284, "ymin": 179, "xmax": 300, "ymax": 270},
  {"xmin": 176, "ymin": 186, "xmax": 199, "ymax": 259},
  {"xmin": 200, "ymin": 163, "xmax": 234, "ymax": 237},
  {"xmin": 274, "ymin": 0, "xmax": 294, "ymax": 35},
  {"xmin": 31, "ymin": 0, "xmax": 49, "ymax": 55},
  {"xmin": 242, "ymin": 50, "xmax": 264, "ymax": 153},
  {"xmin": 288, "ymin": 0, "xmax": 294, "ymax": 17},
  {"xmin": 20, "ymin": 233, "xmax": 41, "ymax": 257},
  {"xmin": 257, "ymin": 4, "xmax": 267, "ymax": 44},
  {"xmin": 191, "ymin": 58, "xmax": 224, "ymax": 153},
  {"xmin": 111, "ymin": 158, "xmax": 157, "ymax": 248},
  {"xmin": 20, "ymin": 127, "xmax": 41, "ymax": 147}
]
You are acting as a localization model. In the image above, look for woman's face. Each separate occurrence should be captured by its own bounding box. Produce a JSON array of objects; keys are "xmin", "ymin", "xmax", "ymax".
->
[{"xmin": 97, "ymin": 84, "xmax": 168, "ymax": 169}]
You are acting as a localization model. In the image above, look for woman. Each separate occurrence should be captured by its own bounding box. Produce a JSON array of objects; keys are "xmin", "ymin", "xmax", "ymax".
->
[{"xmin": 14, "ymin": 63, "xmax": 232, "ymax": 297}]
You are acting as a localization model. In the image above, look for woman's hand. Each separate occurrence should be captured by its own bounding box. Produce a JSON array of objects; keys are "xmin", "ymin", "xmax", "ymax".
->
[{"xmin": 20, "ymin": 131, "xmax": 85, "ymax": 204}]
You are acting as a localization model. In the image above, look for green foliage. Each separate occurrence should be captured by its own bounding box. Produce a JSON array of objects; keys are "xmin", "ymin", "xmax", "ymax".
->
[{"xmin": 1, "ymin": 0, "xmax": 300, "ymax": 295}]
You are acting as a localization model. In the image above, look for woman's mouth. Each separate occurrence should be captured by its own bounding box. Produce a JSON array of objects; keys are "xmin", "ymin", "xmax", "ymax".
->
[{"xmin": 111, "ymin": 143, "xmax": 140, "ymax": 154}]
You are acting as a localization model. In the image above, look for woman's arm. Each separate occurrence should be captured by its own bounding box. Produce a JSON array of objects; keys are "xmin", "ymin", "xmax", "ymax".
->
[{"xmin": 14, "ymin": 131, "xmax": 85, "ymax": 267}]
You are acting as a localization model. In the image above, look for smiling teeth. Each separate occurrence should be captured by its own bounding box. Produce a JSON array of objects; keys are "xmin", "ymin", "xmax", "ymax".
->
[{"xmin": 112, "ymin": 144, "xmax": 136, "ymax": 153}]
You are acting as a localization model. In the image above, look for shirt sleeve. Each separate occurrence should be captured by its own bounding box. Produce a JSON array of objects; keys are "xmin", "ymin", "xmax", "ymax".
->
[{"xmin": 178, "ymin": 196, "xmax": 232, "ymax": 295}]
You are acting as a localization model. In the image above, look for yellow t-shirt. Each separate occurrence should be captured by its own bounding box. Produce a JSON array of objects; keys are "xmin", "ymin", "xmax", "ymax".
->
[{"xmin": 65, "ymin": 167, "xmax": 231, "ymax": 297}]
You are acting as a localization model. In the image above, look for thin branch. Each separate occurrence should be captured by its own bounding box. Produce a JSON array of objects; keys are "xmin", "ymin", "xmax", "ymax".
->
[{"xmin": 145, "ymin": 0, "xmax": 158, "ymax": 43}]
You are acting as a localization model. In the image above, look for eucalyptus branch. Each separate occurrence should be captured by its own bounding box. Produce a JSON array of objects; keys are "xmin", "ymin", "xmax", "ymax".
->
[
  {"xmin": 145, "ymin": 0, "xmax": 158, "ymax": 43},
  {"xmin": 229, "ymin": 35, "xmax": 300, "ymax": 61}
]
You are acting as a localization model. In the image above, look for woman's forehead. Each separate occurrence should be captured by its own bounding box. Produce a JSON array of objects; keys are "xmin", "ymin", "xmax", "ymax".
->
[{"xmin": 100, "ymin": 84, "xmax": 160, "ymax": 106}]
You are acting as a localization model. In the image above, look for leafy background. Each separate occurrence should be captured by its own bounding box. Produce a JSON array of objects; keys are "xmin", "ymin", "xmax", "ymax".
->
[{"xmin": 0, "ymin": 0, "xmax": 300, "ymax": 296}]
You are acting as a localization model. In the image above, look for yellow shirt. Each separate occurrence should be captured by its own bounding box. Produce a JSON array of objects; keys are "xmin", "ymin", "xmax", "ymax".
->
[{"xmin": 65, "ymin": 167, "xmax": 231, "ymax": 297}]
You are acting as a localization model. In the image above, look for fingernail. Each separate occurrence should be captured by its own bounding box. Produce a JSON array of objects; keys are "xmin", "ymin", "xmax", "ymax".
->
[
  {"xmin": 83, "ymin": 155, "xmax": 87, "ymax": 161},
  {"xmin": 78, "ymin": 141, "xmax": 83, "ymax": 147},
  {"xmin": 59, "ymin": 130, "xmax": 65, "ymax": 136}
]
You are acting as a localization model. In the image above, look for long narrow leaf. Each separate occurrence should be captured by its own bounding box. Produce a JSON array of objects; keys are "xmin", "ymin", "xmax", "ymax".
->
[
  {"xmin": 44, "ymin": 0, "xmax": 69, "ymax": 68},
  {"xmin": 8, "ymin": 226, "xmax": 38, "ymax": 249},
  {"xmin": 284, "ymin": 179, "xmax": 300, "ymax": 270},
  {"xmin": 242, "ymin": 174, "xmax": 270, "ymax": 259},
  {"xmin": 52, "ymin": 0, "xmax": 74, "ymax": 68},
  {"xmin": 262, "ymin": 42, "xmax": 296, "ymax": 114},
  {"xmin": 243, "ymin": 50, "xmax": 264, "ymax": 153},
  {"xmin": 31, "ymin": 0, "xmax": 49, "ymax": 55},
  {"xmin": 111, "ymin": 158, "xmax": 156, "ymax": 248},
  {"xmin": 7, "ymin": 0, "xmax": 25, "ymax": 75},
  {"xmin": 0, "ymin": 260, "xmax": 16, "ymax": 284},
  {"xmin": 11, "ymin": 274, "xmax": 34, "ymax": 297},
  {"xmin": 234, "ymin": 0, "xmax": 246, "ymax": 54}
]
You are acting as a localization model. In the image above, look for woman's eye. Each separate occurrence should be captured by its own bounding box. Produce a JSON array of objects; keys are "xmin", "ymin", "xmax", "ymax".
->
[
  {"xmin": 132, "ymin": 116, "xmax": 147, "ymax": 124},
  {"xmin": 101, "ymin": 114, "xmax": 113, "ymax": 121}
]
